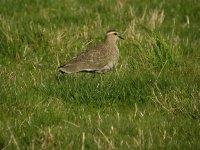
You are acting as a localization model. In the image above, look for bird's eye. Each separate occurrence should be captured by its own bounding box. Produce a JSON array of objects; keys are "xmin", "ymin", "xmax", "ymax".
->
[{"xmin": 114, "ymin": 33, "xmax": 117, "ymax": 35}]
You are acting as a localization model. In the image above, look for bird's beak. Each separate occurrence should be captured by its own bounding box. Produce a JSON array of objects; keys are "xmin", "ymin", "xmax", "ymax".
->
[{"xmin": 118, "ymin": 35, "xmax": 124, "ymax": 40}]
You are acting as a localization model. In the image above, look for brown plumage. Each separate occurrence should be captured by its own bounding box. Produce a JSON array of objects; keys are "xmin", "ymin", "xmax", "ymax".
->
[{"xmin": 59, "ymin": 30, "xmax": 124, "ymax": 73}]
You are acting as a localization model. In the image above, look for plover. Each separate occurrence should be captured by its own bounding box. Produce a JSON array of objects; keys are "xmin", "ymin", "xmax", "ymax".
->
[{"xmin": 59, "ymin": 30, "xmax": 124, "ymax": 73}]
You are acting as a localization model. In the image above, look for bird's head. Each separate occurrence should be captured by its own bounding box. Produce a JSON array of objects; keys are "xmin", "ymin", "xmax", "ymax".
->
[{"xmin": 105, "ymin": 30, "xmax": 124, "ymax": 43}]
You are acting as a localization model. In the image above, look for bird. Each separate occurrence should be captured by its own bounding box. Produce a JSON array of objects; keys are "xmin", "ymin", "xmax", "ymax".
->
[{"xmin": 59, "ymin": 30, "xmax": 124, "ymax": 73}]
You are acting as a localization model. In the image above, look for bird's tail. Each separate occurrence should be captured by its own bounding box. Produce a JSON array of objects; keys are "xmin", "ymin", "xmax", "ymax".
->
[
  {"xmin": 58, "ymin": 64, "xmax": 65, "ymax": 73},
  {"xmin": 58, "ymin": 64, "xmax": 79, "ymax": 73}
]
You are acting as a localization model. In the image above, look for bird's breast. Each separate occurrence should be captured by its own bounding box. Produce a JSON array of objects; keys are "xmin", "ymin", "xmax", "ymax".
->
[{"xmin": 115, "ymin": 45, "xmax": 120, "ymax": 56}]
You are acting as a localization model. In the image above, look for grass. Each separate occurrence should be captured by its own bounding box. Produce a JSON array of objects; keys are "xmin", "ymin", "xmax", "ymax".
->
[{"xmin": 0, "ymin": 0, "xmax": 200, "ymax": 149}]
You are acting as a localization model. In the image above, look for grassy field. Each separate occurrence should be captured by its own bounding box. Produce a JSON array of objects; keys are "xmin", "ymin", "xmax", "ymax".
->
[{"xmin": 0, "ymin": 0, "xmax": 200, "ymax": 149}]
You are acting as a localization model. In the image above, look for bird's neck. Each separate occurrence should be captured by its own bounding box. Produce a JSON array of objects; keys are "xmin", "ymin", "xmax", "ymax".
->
[
  {"xmin": 104, "ymin": 38, "xmax": 119, "ymax": 56},
  {"xmin": 105, "ymin": 38, "xmax": 117, "ymax": 47}
]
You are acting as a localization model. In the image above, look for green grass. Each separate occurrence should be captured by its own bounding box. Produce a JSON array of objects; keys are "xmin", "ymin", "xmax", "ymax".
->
[{"xmin": 0, "ymin": 0, "xmax": 200, "ymax": 149}]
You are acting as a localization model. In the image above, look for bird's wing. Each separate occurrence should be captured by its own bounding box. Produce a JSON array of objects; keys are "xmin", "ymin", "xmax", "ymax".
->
[{"xmin": 63, "ymin": 44, "xmax": 109, "ymax": 69}]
